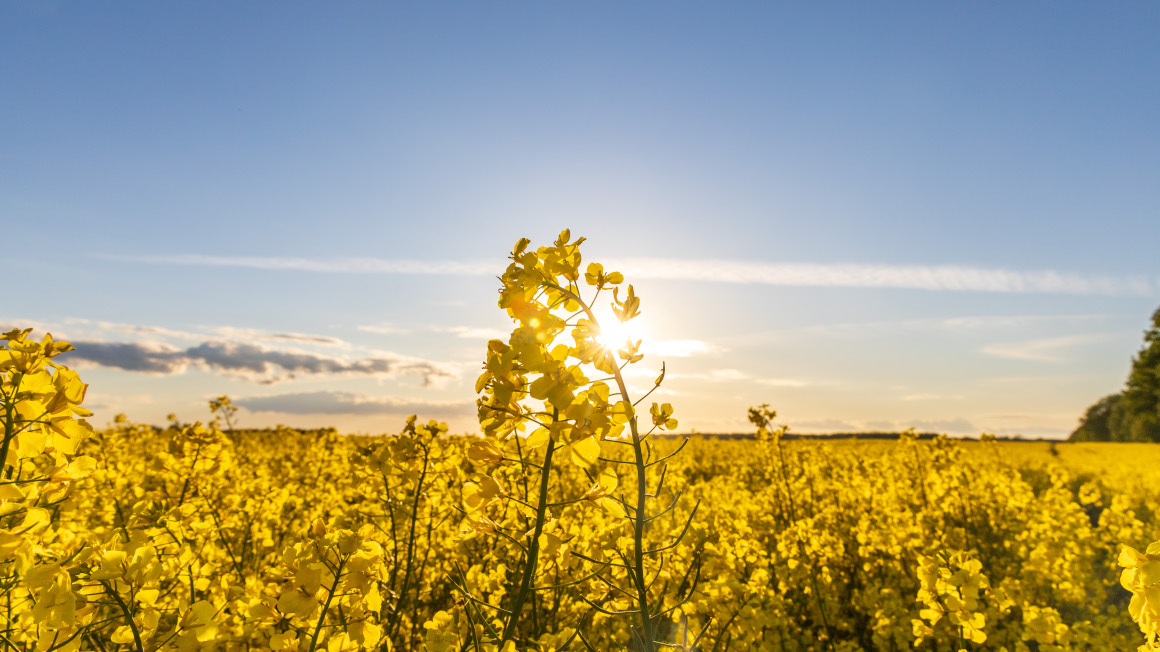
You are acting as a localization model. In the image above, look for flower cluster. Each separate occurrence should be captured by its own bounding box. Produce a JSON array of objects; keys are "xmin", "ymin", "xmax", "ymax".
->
[{"xmin": 1119, "ymin": 540, "xmax": 1160, "ymax": 650}]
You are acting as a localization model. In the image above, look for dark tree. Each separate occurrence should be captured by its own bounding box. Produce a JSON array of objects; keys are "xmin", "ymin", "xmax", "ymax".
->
[
  {"xmin": 1071, "ymin": 307, "xmax": 1160, "ymax": 442},
  {"xmin": 1070, "ymin": 394, "xmax": 1121, "ymax": 441}
]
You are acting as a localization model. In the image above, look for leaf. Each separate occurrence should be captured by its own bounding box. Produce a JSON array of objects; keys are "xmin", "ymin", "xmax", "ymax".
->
[
  {"xmin": 51, "ymin": 456, "xmax": 97, "ymax": 482},
  {"xmin": 23, "ymin": 563, "xmax": 60, "ymax": 590},
  {"xmin": 570, "ymin": 436, "xmax": 600, "ymax": 468},
  {"xmin": 585, "ymin": 467, "xmax": 618, "ymax": 500},
  {"xmin": 277, "ymin": 588, "xmax": 317, "ymax": 618},
  {"xmin": 110, "ymin": 626, "xmax": 136, "ymax": 645},
  {"xmin": 52, "ymin": 367, "xmax": 87, "ymax": 404},
  {"xmin": 0, "ymin": 483, "xmax": 25, "ymax": 501},
  {"xmin": 526, "ymin": 427, "xmax": 551, "ymax": 449},
  {"xmin": 596, "ymin": 496, "xmax": 628, "ymax": 518},
  {"xmin": 364, "ymin": 582, "xmax": 383, "ymax": 612},
  {"xmin": 611, "ymin": 400, "xmax": 634, "ymax": 424},
  {"xmin": 467, "ymin": 439, "xmax": 504, "ymax": 465},
  {"xmin": 462, "ymin": 476, "xmax": 504, "ymax": 512}
]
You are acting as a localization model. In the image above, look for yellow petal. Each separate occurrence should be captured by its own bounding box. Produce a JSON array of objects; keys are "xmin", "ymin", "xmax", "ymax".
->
[{"xmin": 570, "ymin": 436, "xmax": 600, "ymax": 468}]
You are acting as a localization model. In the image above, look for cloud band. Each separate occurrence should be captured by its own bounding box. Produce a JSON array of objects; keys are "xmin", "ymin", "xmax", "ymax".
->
[
  {"xmin": 102, "ymin": 253, "xmax": 1157, "ymax": 295},
  {"xmin": 60, "ymin": 339, "xmax": 456, "ymax": 386},
  {"xmin": 235, "ymin": 390, "xmax": 473, "ymax": 416}
]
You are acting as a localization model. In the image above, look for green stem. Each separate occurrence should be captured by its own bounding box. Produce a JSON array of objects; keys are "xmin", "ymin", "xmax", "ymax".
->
[
  {"xmin": 565, "ymin": 283, "xmax": 656, "ymax": 650},
  {"xmin": 177, "ymin": 443, "xmax": 203, "ymax": 506},
  {"xmin": 622, "ymin": 402, "xmax": 655, "ymax": 651},
  {"xmin": 604, "ymin": 347, "xmax": 655, "ymax": 650},
  {"xmin": 502, "ymin": 434, "xmax": 557, "ymax": 644},
  {"xmin": 102, "ymin": 580, "xmax": 145, "ymax": 652},
  {"xmin": 387, "ymin": 440, "xmax": 430, "ymax": 644},
  {"xmin": 308, "ymin": 556, "xmax": 348, "ymax": 652},
  {"xmin": 0, "ymin": 374, "xmax": 22, "ymax": 479}
]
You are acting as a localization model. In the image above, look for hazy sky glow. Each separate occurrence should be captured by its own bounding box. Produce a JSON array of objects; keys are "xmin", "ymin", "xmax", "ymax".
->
[{"xmin": 4, "ymin": 2, "xmax": 1159, "ymax": 438}]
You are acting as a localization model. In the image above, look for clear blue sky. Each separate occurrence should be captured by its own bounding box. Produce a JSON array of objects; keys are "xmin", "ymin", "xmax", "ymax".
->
[{"xmin": 4, "ymin": 2, "xmax": 1159, "ymax": 437}]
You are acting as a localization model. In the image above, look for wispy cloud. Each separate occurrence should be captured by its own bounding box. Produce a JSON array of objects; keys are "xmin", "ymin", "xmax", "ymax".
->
[
  {"xmin": 102, "ymin": 254, "xmax": 499, "ymax": 276},
  {"xmin": 434, "ymin": 326, "xmax": 511, "ymax": 340},
  {"xmin": 210, "ymin": 327, "xmax": 346, "ymax": 346},
  {"xmin": 728, "ymin": 313, "xmax": 1133, "ymax": 349},
  {"xmin": 644, "ymin": 339, "xmax": 723, "ymax": 357},
  {"xmin": 976, "ymin": 374, "xmax": 1091, "ymax": 385},
  {"xmin": 102, "ymin": 254, "xmax": 1158, "ymax": 295},
  {"xmin": 935, "ymin": 314, "xmax": 1123, "ymax": 332},
  {"xmin": 671, "ymin": 368, "xmax": 751, "ymax": 383},
  {"xmin": 664, "ymin": 368, "xmax": 812, "ymax": 386},
  {"xmin": 235, "ymin": 390, "xmax": 473, "ymax": 416},
  {"xmin": 357, "ymin": 323, "xmax": 410, "ymax": 336},
  {"xmin": 980, "ymin": 334, "xmax": 1109, "ymax": 363},
  {"xmin": 799, "ymin": 313, "xmax": 1124, "ymax": 338},
  {"xmin": 7, "ymin": 318, "xmax": 352, "ymax": 348},
  {"xmin": 92, "ymin": 322, "xmax": 206, "ymax": 341},
  {"xmin": 613, "ymin": 259, "xmax": 1156, "ymax": 295},
  {"xmin": 756, "ymin": 378, "xmax": 813, "ymax": 387},
  {"xmin": 906, "ymin": 417, "xmax": 977, "ymax": 434},
  {"xmin": 793, "ymin": 418, "xmax": 859, "ymax": 432},
  {"xmin": 851, "ymin": 417, "xmax": 978, "ymax": 434}
]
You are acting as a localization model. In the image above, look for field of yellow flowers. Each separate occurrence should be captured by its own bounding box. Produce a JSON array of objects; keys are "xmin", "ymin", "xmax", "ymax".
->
[
  {"xmin": 4, "ymin": 332, "xmax": 1159, "ymax": 652},
  {"xmin": 3, "ymin": 232, "xmax": 1158, "ymax": 651}
]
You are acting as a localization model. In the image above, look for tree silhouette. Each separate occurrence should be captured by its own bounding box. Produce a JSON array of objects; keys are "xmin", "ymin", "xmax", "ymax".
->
[{"xmin": 1071, "ymin": 307, "xmax": 1160, "ymax": 442}]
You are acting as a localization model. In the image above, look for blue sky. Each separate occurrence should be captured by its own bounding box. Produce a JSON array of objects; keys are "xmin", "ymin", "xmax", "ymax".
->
[{"xmin": 4, "ymin": 2, "xmax": 1159, "ymax": 437}]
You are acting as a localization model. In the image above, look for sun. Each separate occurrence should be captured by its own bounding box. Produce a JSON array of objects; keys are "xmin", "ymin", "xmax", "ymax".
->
[{"xmin": 592, "ymin": 303, "xmax": 647, "ymax": 352}]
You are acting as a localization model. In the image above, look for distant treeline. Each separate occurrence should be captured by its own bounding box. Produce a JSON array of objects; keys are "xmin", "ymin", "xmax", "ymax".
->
[
  {"xmin": 675, "ymin": 432, "xmax": 1048, "ymax": 442},
  {"xmin": 1070, "ymin": 307, "xmax": 1160, "ymax": 442}
]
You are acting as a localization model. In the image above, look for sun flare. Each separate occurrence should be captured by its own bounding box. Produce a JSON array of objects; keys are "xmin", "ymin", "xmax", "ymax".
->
[{"xmin": 593, "ymin": 303, "xmax": 646, "ymax": 352}]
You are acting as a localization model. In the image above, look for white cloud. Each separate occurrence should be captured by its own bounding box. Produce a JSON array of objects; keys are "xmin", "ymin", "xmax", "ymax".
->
[
  {"xmin": 707, "ymin": 368, "xmax": 748, "ymax": 381},
  {"xmin": 906, "ymin": 417, "xmax": 977, "ymax": 434},
  {"xmin": 102, "ymin": 253, "xmax": 499, "ymax": 276},
  {"xmin": 610, "ymin": 259, "xmax": 1156, "ymax": 295},
  {"xmin": 976, "ymin": 374, "xmax": 1090, "ymax": 385},
  {"xmin": 0, "ymin": 319, "xmax": 51, "ymax": 334},
  {"xmin": 667, "ymin": 369, "xmax": 812, "ymax": 386},
  {"xmin": 980, "ymin": 334, "xmax": 1108, "ymax": 363},
  {"xmin": 8, "ymin": 318, "xmax": 352, "ymax": 348},
  {"xmin": 235, "ymin": 390, "xmax": 473, "ymax": 416},
  {"xmin": 2, "ymin": 318, "xmax": 207, "ymax": 343},
  {"xmin": 211, "ymin": 326, "xmax": 347, "ymax": 347},
  {"xmin": 849, "ymin": 417, "xmax": 977, "ymax": 434},
  {"xmin": 671, "ymin": 369, "xmax": 751, "ymax": 383},
  {"xmin": 644, "ymin": 339, "xmax": 723, "ymax": 357},
  {"xmin": 620, "ymin": 366, "xmax": 665, "ymax": 379},
  {"xmin": 936, "ymin": 313, "xmax": 1121, "ymax": 332},
  {"xmin": 435, "ymin": 326, "xmax": 510, "ymax": 340},
  {"xmin": 95, "ymin": 321, "xmax": 206, "ymax": 341},
  {"xmin": 357, "ymin": 323, "xmax": 411, "ymax": 336},
  {"xmin": 102, "ymin": 253, "xmax": 1158, "ymax": 295},
  {"xmin": 739, "ymin": 313, "xmax": 1127, "ymax": 343},
  {"xmin": 792, "ymin": 418, "xmax": 859, "ymax": 433},
  {"xmin": 756, "ymin": 378, "xmax": 812, "ymax": 387}
]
